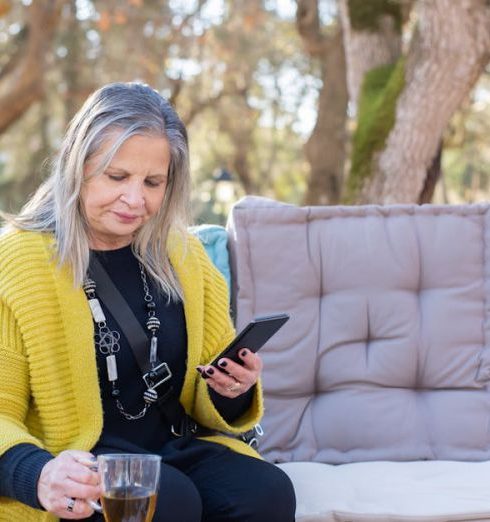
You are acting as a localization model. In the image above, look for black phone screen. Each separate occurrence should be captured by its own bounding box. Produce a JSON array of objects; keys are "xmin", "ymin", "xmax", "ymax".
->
[{"xmin": 210, "ymin": 313, "xmax": 290, "ymax": 367}]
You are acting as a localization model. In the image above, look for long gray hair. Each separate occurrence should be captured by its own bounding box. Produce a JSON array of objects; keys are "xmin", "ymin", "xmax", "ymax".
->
[{"xmin": 5, "ymin": 82, "xmax": 191, "ymax": 300}]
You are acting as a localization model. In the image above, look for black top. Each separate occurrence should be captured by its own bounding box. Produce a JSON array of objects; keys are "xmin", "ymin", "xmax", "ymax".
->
[
  {"xmin": 0, "ymin": 245, "xmax": 252, "ymax": 509},
  {"xmin": 91, "ymin": 245, "xmax": 189, "ymax": 452}
]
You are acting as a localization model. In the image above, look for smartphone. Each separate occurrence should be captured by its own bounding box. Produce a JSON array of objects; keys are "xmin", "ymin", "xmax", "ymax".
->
[{"xmin": 210, "ymin": 313, "xmax": 290, "ymax": 367}]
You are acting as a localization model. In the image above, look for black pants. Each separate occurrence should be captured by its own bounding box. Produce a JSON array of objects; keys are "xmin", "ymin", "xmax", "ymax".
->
[{"xmin": 83, "ymin": 438, "xmax": 296, "ymax": 522}]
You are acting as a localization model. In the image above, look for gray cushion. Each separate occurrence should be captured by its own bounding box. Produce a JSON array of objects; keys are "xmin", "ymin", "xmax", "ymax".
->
[{"xmin": 227, "ymin": 196, "xmax": 490, "ymax": 464}]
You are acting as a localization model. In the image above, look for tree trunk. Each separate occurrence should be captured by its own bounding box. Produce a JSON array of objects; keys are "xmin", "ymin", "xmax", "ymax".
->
[
  {"xmin": 362, "ymin": 0, "xmax": 490, "ymax": 204},
  {"xmin": 296, "ymin": 0, "xmax": 348, "ymax": 205},
  {"xmin": 418, "ymin": 141, "xmax": 443, "ymax": 204},
  {"xmin": 338, "ymin": 0, "xmax": 402, "ymax": 111},
  {"xmin": 303, "ymin": 29, "xmax": 348, "ymax": 205},
  {"xmin": 339, "ymin": 0, "xmax": 405, "ymax": 203},
  {"xmin": 0, "ymin": 0, "xmax": 62, "ymax": 134}
]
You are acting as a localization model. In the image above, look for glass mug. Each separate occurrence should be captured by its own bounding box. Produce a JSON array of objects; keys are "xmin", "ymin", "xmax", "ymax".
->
[{"xmin": 89, "ymin": 454, "xmax": 161, "ymax": 522}]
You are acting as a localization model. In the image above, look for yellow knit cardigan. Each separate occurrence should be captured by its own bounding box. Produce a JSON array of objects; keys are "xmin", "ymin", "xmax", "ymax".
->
[{"xmin": 0, "ymin": 230, "xmax": 263, "ymax": 522}]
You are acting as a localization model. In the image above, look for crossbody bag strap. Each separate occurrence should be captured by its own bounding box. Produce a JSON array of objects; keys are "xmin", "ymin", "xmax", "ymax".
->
[
  {"xmin": 89, "ymin": 256, "xmax": 192, "ymax": 433},
  {"xmin": 90, "ymin": 256, "xmax": 150, "ymax": 374}
]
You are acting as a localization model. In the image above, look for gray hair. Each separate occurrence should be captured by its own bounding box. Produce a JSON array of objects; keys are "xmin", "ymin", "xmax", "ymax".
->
[{"xmin": 4, "ymin": 82, "xmax": 191, "ymax": 300}]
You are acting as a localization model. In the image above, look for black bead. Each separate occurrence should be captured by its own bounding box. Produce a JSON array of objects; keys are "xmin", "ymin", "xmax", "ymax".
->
[
  {"xmin": 83, "ymin": 279, "xmax": 96, "ymax": 294},
  {"xmin": 146, "ymin": 302, "xmax": 156, "ymax": 310},
  {"xmin": 111, "ymin": 388, "xmax": 120, "ymax": 397},
  {"xmin": 144, "ymin": 388, "xmax": 158, "ymax": 404},
  {"xmin": 146, "ymin": 317, "xmax": 160, "ymax": 330}
]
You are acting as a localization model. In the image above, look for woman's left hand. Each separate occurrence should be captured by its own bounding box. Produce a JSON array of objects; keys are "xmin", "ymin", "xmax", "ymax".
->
[{"xmin": 197, "ymin": 349, "xmax": 262, "ymax": 398}]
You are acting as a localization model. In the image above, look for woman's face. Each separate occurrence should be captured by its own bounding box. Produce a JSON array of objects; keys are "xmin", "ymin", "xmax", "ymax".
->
[{"xmin": 81, "ymin": 133, "xmax": 170, "ymax": 250}]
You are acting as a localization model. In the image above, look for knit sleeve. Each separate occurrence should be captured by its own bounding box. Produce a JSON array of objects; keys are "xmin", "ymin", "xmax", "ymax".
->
[
  {"xmin": 0, "ymin": 300, "xmax": 46, "ymax": 456},
  {"xmin": 210, "ymin": 386, "xmax": 254, "ymax": 422},
  {"xmin": 0, "ymin": 443, "xmax": 53, "ymax": 509},
  {"xmin": 189, "ymin": 239, "xmax": 264, "ymax": 434}
]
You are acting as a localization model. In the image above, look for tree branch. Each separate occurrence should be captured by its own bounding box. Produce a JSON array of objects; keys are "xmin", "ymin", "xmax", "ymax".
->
[
  {"xmin": 0, "ymin": 0, "xmax": 63, "ymax": 134},
  {"xmin": 296, "ymin": 0, "xmax": 327, "ymax": 56},
  {"xmin": 183, "ymin": 89, "xmax": 235, "ymax": 126}
]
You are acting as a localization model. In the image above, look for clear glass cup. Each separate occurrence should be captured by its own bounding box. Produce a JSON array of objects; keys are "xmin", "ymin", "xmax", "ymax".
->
[{"xmin": 90, "ymin": 453, "xmax": 161, "ymax": 522}]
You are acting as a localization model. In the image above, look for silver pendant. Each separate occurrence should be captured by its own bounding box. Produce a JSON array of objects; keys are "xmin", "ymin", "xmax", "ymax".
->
[
  {"xmin": 88, "ymin": 298, "xmax": 106, "ymax": 323},
  {"xmin": 106, "ymin": 354, "xmax": 118, "ymax": 381},
  {"xmin": 150, "ymin": 336, "xmax": 158, "ymax": 364},
  {"xmin": 95, "ymin": 327, "xmax": 120, "ymax": 355}
]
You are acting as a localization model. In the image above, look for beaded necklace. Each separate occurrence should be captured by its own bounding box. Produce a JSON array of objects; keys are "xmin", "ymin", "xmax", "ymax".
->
[{"xmin": 83, "ymin": 261, "xmax": 163, "ymax": 420}]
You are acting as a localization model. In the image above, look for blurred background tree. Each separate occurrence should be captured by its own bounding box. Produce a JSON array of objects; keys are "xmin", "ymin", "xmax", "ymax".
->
[
  {"xmin": 0, "ymin": 0, "xmax": 489, "ymax": 220},
  {"xmin": 339, "ymin": 0, "xmax": 490, "ymax": 204}
]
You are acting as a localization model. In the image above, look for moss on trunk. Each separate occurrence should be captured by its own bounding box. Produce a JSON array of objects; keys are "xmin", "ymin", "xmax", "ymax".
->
[
  {"xmin": 344, "ymin": 58, "xmax": 405, "ymax": 203},
  {"xmin": 347, "ymin": 0, "xmax": 403, "ymax": 33}
]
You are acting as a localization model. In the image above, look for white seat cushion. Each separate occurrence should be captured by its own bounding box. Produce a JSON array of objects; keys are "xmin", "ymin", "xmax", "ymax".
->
[{"xmin": 278, "ymin": 461, "xmax": 490, "ymax": 521}]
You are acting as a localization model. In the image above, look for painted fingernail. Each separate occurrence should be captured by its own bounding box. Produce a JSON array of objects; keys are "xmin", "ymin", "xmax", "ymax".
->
[
  {"xmin": 240, "ymin": 349, "xmax": 248, "ymax": 357},
  {"xmin": 218, "ymin": 359, "xmax": 228, "ymax": 368},
  {"xmin": 197, "ymin": 367, "xmax": 209, "ymax": 379},
  {"xmin": 206, "ymin": 367, "xmax": 215, "ymax": 376}
]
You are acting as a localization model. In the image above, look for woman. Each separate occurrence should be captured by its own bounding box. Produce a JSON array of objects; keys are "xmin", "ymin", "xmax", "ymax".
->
[{"xmin": 0, "ymin": 82, "xmax": 296, "ymax": 521}]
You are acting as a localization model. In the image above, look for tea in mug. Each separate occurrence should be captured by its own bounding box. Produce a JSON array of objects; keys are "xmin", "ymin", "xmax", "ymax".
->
[{"xmin": 101, "ymin": 486, "xmax": 157, "ymax": 522}]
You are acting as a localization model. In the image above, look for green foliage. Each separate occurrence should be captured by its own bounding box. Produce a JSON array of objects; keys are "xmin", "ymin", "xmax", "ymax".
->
[
  {"xmin": 344, "ymin": 59, "xmax": 405, "ymax": 203},
  {"xmin": 347, "ymin": 0, "xmax": 403, "ymax": 33}
]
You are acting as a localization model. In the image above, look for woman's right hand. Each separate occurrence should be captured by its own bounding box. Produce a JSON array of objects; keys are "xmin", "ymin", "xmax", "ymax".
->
[{"xmin": 37, "ymin": 450, "xmax": 101, "ymax": 519}]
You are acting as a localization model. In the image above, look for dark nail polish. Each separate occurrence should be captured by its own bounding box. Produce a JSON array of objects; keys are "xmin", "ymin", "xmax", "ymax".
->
[
  {"xmin": 206, "ymin": 367, "xmax": 215, "ymax": 376},
  {"xmin": 196, "ymin": 367, "xmax": 203, "ymax": 374},
  {"xmin": 201, "ymin": 372, "xmax": 210, "ymax": 379},
  {"xmin": 240, "ymin": 349, "xmax": 248, "ymax": 357},
  {"xmin": 218, "ymin": 360, "xmax": 228, "ymax": 368}
]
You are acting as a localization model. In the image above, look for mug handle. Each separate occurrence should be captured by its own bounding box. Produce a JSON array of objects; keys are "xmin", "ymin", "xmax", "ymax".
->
[{"xmin": 88, "ymin": 499, "xmax": 103, "ymax": 513}]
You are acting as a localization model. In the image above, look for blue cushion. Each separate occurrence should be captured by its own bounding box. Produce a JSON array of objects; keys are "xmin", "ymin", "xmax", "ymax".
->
[{"xmin": 189, "ymin": 224, "xmax": 231, "ymax": 292}]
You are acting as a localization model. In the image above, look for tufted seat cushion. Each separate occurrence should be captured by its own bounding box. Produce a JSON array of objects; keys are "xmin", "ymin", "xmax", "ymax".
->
[{"xmin": 227, "ymin": 196, "xmax": 490, "ymax": 465}]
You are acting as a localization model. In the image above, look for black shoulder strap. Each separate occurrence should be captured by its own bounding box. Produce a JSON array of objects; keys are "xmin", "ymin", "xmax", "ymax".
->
[
  {"xmin": 88, "ymin": 255, "xmax": 213, "ymax": 438},
  {"xmin": 89, "ymin": 255, "xmax": 150, "ymax": 374}
]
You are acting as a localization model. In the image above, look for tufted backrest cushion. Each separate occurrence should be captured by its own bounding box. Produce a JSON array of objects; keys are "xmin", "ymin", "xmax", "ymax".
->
[{"xmin": 227, "ymin": 196, "xmax": 490, "ymax": 464}]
